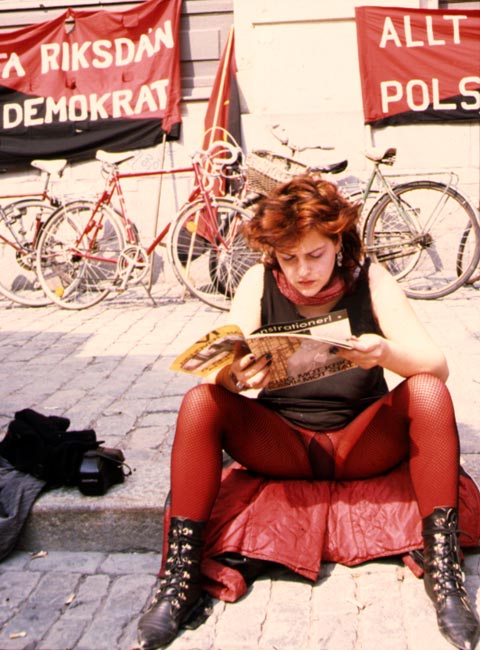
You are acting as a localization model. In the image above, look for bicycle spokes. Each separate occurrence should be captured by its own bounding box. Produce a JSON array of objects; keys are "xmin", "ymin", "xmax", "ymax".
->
[
  {"xmin": 0, "ymin": 201, "xmax": 54, "ymax": 307},
  {"xmin": 364, "ymin": 181, "xmax": 480, "ymax": 299},
  {"xmin": 36, "ymin": 201, "xmax": 125, "ymax": 309},
  {"xmin": 169, "ymin": 199, "xmax": 259, "ymax": 311}
]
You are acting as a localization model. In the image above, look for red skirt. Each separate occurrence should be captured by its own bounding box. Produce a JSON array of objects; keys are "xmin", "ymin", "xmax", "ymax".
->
[{"xmin": 161, "ymin": 461, "xmax": 480, "ymax": 602}]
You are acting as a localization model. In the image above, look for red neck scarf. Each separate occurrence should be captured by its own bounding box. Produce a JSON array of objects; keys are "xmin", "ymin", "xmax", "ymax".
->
[{"xmin": 273, "ymin": 269, "xmax": 345, "ymax": 306}]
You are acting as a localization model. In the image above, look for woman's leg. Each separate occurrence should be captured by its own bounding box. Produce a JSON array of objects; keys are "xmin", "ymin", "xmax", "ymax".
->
[
  {"xmin": 330, "ymin": 374, "xmax": 478, "ymax": 649},
  {"xmin": 138, "ymin": 382, "xmax": 314, "ymax": 650},
  {"xmin": 172, "ymin": 373, "xmax": 461, "ymax": 520},
  {"xmin": 170, "ymin": 383, "xmax": 314, "ymax": 521},
  {"xmin": 330, "ymin": 373, "xmax": 459, "ymax": 517}
]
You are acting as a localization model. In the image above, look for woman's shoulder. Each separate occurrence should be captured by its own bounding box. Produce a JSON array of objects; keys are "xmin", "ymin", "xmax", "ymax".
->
[
  {"xmin": 366, "ymin": 259, "xmax": 419, "ymax": 321},
  {"xmin": 367, "ymin": 260, "xmax": 391, "ymax": 282},
  {"xmin": 229, "ymin": 264, "xmax": 265, "ymax": 332},
  {"xmin": 242, "ymin": 263, "xmax": 266, "ymax": 283},
  {"xmin": 367, "ymin": 260, "xmax": 405, "ymax": 294},
  {"xmin": 231, "ymin": 263, "xmax": 265, "ymax": 305}
]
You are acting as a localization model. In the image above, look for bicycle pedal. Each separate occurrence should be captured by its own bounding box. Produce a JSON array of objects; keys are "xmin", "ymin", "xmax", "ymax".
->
[{"xmin": 112, "ymin": 279, "xmax": 127, "ymax": 291}]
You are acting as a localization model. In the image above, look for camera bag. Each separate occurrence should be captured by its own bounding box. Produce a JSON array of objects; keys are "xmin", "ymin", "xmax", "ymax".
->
[{"xmin": 78, "ymin": 446, "xmax": 130, "ymax": 496}]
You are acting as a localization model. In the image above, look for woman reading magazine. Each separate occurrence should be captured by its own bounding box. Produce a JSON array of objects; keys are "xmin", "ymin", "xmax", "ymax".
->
[{"xmin": 137, "ymin": 175, "xmax": 480, "ymax": 650}]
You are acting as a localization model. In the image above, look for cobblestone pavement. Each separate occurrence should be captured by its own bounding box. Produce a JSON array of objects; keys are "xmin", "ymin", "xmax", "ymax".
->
[{"xmin": 0, "ymin": 281, "xmax": 479, "ymax": 650}]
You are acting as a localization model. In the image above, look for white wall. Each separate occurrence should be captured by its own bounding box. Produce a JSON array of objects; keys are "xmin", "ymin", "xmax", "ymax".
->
[{"xmin": 235, "ymin": 0, "xmax": 480, "ymax": 206}]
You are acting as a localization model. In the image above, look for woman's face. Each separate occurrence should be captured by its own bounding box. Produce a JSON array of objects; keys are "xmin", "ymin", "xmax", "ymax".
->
[{"xmin": 275, "ymin": 229, "xmax": 340, "ymax": 297}]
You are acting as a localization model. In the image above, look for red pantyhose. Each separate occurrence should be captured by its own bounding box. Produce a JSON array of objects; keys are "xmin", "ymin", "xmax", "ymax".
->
[{"xmin": 170, "ymin": 374, "xmax": 459, "ymax": 520}]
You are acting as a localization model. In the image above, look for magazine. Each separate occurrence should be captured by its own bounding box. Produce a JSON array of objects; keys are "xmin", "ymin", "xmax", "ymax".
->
[{"xmin": 170, "ymin": 309, "xmax": 356, "ymax": 391}]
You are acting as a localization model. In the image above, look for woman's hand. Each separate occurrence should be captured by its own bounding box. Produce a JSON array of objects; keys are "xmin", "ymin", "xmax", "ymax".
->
[
  {"xmin": 334, "ymin": 334, "xmax": 387, "ymax": 370},
  {"xmin": 228, "ymin": 342, "xmax": 272, "ymax": 392}
]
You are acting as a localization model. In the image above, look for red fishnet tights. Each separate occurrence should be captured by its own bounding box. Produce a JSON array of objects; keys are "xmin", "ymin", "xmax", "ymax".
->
[{"xmin": 170, "ymin": 373, "xmax": 459, "ymax": 520}]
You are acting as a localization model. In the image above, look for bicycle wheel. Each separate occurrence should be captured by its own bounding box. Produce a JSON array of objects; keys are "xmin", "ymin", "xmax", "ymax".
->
[
  {"xmin": 168, "ymin": 198, "xmax": 260, "ymax": 310},
  {"xmin": 457, "ymin": 222, "xmax": 480, "ymax": 285},
  {"xmin": 364, "ymin": 181, "xmax": 480, "ymax": 299},
  {"xmin": 0, "ymin": 199, "xmax": 55, "ymax": 306},
  {"xmin": 36, "ymin": 200, "xmax": 125, "ymax": 310}
]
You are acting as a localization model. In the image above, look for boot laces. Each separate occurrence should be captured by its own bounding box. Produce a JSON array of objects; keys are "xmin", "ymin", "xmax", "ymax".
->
[
  {"xmin": 426, "ymin": 525, "xmax": 467, "ymax": 601},
  {"xmin": 150, "ymin": 533, "xmax": 197, "ymax": 608}
]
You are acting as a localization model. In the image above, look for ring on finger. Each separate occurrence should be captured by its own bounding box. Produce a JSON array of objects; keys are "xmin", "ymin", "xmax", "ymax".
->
[{"xmin": 230, "ymin": 371, "xmax": 248, "ymax": 392}]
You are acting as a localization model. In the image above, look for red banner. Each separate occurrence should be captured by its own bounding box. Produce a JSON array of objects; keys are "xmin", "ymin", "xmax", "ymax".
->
[
  {"xmin": 0, "ymin": 0, "xmax": 182, "ymax": 170},
  {"xmin": 355, "ymin": 6, "xmax": 480, "ymax": 126}
]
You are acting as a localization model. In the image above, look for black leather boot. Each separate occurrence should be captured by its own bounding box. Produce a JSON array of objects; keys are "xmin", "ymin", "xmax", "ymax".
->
[
  {"xmin": 137, "ymin": 517, "xmax": 205, "ymax": 650},
  {"xmin": 422, "ymin": 507, "xmax": 480, "ymax": 650}
]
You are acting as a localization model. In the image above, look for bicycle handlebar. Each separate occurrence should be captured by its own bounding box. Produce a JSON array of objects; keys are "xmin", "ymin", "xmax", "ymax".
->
[
  {"xmin": 204, "ymin": 140, "xmax": 242, "ymax": 166},
  {"xmin": 192, "ymin": 140, "xmax": 245, "ymax": 184}
]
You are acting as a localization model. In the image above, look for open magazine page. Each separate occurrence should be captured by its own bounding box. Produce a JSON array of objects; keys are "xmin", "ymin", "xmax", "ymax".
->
[
  {"xmin": 248, "ymin": 309, "xmax": 355, "ymax": 390},
  {"xmin": 246, "ymin": 335, "xmax": 354, "ymax": 390},
  {"xmin": 169, "ymin": 324, "xmax": 246, "ymax": 378},
  {"xmin": 169, "ymin": 309, "xmax": 356, "ymax": 388}
]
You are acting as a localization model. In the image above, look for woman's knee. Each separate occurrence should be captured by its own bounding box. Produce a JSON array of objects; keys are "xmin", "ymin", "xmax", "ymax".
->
[
  {"xmin": 178, "ymin": 383, "xmax": 238, "ymax": 424},
  {"xmin": 402, "ymin": 372, "xmax": 453, "ymax": 414},
  {"xmin": 405, "ymin": 372, "xmax": 448, "ymax": 394},
  {"xmin": 181, "ymin": 383, "xmax": 226, "ymax": 407}
]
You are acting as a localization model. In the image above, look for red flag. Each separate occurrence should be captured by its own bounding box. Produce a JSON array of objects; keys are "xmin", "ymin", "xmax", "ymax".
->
[
  {"xmin": 195, "ymin": 26, "xmax": 242, "ymax": 199},
  {"xmin": 202, "ymin": 25, "xmax": 240, "ymax": 150},
  {"xmin": 184, "ymin": 26, "xmax": 241, "ymax": 246}
]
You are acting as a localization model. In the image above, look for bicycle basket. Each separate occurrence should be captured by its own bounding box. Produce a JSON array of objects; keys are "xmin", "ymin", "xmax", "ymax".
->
[{"xmin": 246, "ymin": 150, "xmax": 309, "ymax": 195}]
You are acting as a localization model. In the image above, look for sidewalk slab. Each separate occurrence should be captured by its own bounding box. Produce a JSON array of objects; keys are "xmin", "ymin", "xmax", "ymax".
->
[
  {"xmin": 0, "ymin": 284, "xmax": 478, "ymax": 552},
  {"xmin": 0, "ymin": 282, "xmax": 479, "ymax": 650},
  {"xmin": 0, "ymin": 287, "xmax": 223, "ymax": 553}
]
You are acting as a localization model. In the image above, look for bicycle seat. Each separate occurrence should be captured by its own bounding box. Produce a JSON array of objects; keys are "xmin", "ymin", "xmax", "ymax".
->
[
  {"xmin": 31, "ymin": 159, "xmax": 68, "ymax": 176},
  {"xmin": 96, "ymin": 150, "xmax": 135, "ymax": 166},
  {"xmin": 310, "ymin": 160, "xmax": 348, "ymax": 175},
  {"xmin": 364, "ymin": 147, "xmax": 397, "ymax": 165}
]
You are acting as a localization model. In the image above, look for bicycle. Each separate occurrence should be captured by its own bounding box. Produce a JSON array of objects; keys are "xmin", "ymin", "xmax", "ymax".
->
[
  {"xmin": 0, "ymin": 158, "xmax": 67, "ymax": 306},
  {"xmin": 34, "ymin": 135, "xmax": 256, "ymax": 311},
  {"xmin": 359, "ymin": 150, "xmax": 480, "ymax": 299},
  {"xmin": 457, "ymin": 214, "xmax": 480, "ymax": 286},
  {"xmin": 246, "ymin": 126, "xmax": 480, "ymax": 300}
]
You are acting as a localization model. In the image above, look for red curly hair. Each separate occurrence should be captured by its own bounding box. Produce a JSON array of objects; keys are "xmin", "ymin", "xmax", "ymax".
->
[{"xmin": 243, "ymin": 175, "xmax": 364, "ymax": 291}]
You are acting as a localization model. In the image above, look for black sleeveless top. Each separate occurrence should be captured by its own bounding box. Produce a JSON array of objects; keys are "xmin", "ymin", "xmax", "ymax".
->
[{"xmin": 258, "ymin": 261, "xmax": 388, "ymax": 430}]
